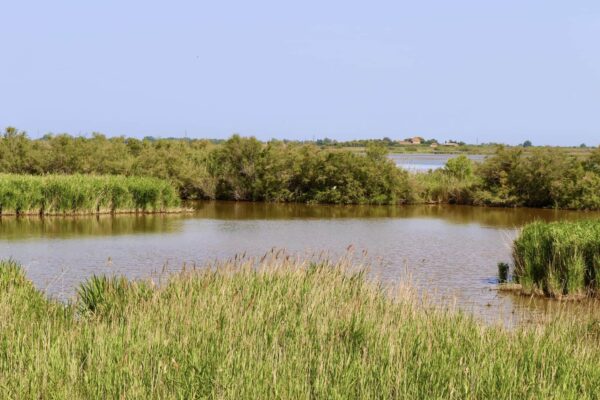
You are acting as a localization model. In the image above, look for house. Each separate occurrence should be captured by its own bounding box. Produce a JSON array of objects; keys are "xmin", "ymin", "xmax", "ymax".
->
[{"xmin": 400, "ymin": 136, "xmax": 424, "ymax": 145}]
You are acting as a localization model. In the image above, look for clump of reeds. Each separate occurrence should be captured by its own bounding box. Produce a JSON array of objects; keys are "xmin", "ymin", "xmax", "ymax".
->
[
  {"xmin": 512, "ymin": 220, "xmax": 600, "ymax": 298},
  {"xmin": 3, "ymin": 256, "xmax": 600, "ymax": 398},
  {"xmin": 409, "ymin": 168, "xmax": 477, "ymax": 204},
  {"xmin": 497, "ymin": 262, "xmax": 510, "ymax": 283},
  {"xmin": 0, "ymin": 174, "xmax": 180, "ymax": 215}
]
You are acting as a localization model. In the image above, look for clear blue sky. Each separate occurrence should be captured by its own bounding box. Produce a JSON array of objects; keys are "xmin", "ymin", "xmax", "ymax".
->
[{"xmin": 1, "ymin": 1, "xmax": 599, "ymax": 145}]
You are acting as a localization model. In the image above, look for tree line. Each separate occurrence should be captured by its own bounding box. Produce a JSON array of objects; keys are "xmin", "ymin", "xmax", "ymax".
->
[
  {"xmin": 1, "ymin": 127, "xmax": 599, "ymax": 209},
  {"xmin": 413, "ymin": 147, "xmax": 600, "ymax": 210},
  {"xmin": 0, "ymin": 127, "xmax": 410, "ymax": 204}
]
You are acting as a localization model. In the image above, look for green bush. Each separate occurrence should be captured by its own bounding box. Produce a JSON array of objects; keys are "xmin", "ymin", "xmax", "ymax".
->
[
  {"xmin": 2, "ymin": 127, "xmax": 600, "ymax": 209},
  {"xmin": 0, "ymin": 129, "xmax": 412, "ymax": 205},
  {"xmin": 410, "ymin": 159, "xmax": 478, "ymax": 204},
  {"xmin": 473, "ymin": 147, "xmax": 600, "ymax": 209},
  {"xmin": 444, "ymin": 154, "xmax": 473, "ymax": 180}
]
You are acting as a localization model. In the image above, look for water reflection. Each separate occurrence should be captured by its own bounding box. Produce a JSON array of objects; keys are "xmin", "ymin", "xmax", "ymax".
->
[
  {"xmin": 1, "ymin": 203, "xmax": 598, "ymax": 241},
  {"xmin": 0, "ymin": 201, "xmax": 599, "ymax": 327},
  {"xmin": 191, "ymin": 201, "xmax": 600, "ymax": 229},
  {"xmin": 0, "ymin": 214, "xmax": 183, "ymax": 240}
]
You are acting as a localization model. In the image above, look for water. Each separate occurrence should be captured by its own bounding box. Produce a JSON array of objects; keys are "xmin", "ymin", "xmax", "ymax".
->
[
  {"xmin": 1, "ymin": 201, "xmax": 599, "ymax": 325},
  {"xmin": 389, "ymin": 153, "xmax": 487, "ymax": 172}
]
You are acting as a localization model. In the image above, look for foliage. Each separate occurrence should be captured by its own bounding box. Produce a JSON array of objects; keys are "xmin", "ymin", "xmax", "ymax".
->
[
  {"xmin": 0, "ymin": 128, "xmax": 411, "ymax": 205},
  {"xmin": 2, "ymin": 127, "xmax": 600, "ymax": 208},
  {"xmin": 77, "ymin": 275, "xmax": 152, "ymax": 318},
  {"xmin": 512, "ymin": 220, "xmax": 600, "ymax": 297},
  {"xmin": 409, "ymin": 155, "xmax": 477, "ymax": 204},
  {"xmin": 0, "ymin": 174, "xmax": 180, "ymax": 215},
  {"xmin": 444, "ymin": 154, "xmax": 473, "ymax": 180},
  {"xmin": 473, "ymin": 147, "xmax": 600, "ymax": 209},
  {"xmin": 410, "ymin": 147, "xmax": 600, "ymax": 210},
  {"xmin": 3, "ymin": 257, "xmax": 600, "ymax": 398},
  {"xmin": 410, "ymin": 170, "xmax": 476, "ymax": 204}
]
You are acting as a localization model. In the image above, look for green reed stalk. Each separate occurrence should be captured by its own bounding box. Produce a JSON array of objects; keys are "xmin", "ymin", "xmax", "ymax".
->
[
  {"xmin": 2, "ymin": 257, "xmax": 600, "ymax": 398},
  {"xmin": 513, "ymin": 220, "xmax": 600, "ymax": 297},
  {"xmin": 0, "ymin": 174, "xmax": 180, "ymax": 215}
]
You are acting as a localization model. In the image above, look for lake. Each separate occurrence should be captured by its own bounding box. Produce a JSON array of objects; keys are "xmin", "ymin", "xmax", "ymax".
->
[
  {"xmin": 389, "ymin": 153, "xmax": 487, "ymax": 171},
  {"xmin": 1, "ymin": 201, "xmax": 599, "ymax": 325}
]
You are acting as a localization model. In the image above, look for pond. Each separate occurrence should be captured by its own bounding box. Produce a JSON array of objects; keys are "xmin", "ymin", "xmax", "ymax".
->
[
  {"xmin": 389, "ymin": 153, "xmax": 487, "ymax": 171},
  {"xmin": 1, "ymin": 201, "xmax": 599, "ymax": 326}
]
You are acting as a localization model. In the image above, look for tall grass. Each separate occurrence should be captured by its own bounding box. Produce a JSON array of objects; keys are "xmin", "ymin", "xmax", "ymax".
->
[
  {"xmin": 2, "ymin": 257, "xmax": 600, "ymax": 398},
  {"xmin": 0, "ymin": 174, "xmax": 180, "ymax": 215},
  {"xmin": 513, "ymin": 220, "xmax": 600, "ymax": 297},
  {"xmin": 410, "ymin": 170, "xmax": 477, "ymax": 204}
]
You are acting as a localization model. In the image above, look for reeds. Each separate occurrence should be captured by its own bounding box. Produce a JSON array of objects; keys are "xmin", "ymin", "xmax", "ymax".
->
[
  {"xmin": 0, "ymin": 174, "xmax": 180, "ymax": 215},
  {"xmin": 497, "ymin": 262, "xmax": 509, "ymax": 283},
  {"xmin": 410, "ymin": 169, "xmax": 477, "ymax": 204},
  {"xmin": 513, "ymin": 220, "xmax": 600, "ymax": 298},
  {"xmin": 2, "ymin": 256, "xmax": 600, "ymax": 398}
]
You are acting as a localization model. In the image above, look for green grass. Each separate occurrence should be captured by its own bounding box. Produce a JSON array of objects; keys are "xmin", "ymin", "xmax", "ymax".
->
[
  {"xmin": 2, "ymin": 257, "xmax": 600, "ymax": 398},
  {"xmin": 0, "ymin": 174, "xmax": 180, "ymax": 215},
  {"xmin": 513, "ymin": 220, "xmax": 600, "ymax": 298},
  {"xmin": 410, "ymin": 170, "xmax": 477, "ymax": 204}
]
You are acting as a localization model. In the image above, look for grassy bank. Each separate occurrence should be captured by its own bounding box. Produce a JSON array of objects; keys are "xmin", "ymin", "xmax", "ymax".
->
[
  {"xmin": 0, "ymin": 174, "xmax": 180, "ymax": 215},
  {"xmin": 512, "ymin": 220, "xmax": 600, "ymax": 298},
  {"xmin": 2, "ymin": 258, "xmax": 600, "ymax": 398}
]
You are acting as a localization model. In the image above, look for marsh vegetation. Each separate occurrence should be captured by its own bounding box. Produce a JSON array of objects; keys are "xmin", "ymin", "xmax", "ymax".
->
[
  {"xmin": 510, "ymin": 220, "xmax": 600, "ymax": 299},
  {"xmin": 2, "ymin": 127, "xmax": 600, "ymax": 209},
  {"xmin": 3, "ymin": 257, "xmax": 600, "ymax": 398},
  {"xmin": 0, "ymin": 174, "xmax": 180, "ymax": 215}
]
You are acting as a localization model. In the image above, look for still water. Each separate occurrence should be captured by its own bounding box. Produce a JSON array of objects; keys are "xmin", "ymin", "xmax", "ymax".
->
[
  {"xmin": 389, "ymin": 153, "xmax": 486, "ymax": 171},
  {"xmin": 1, "ymin": 201, "xmax": 599, "ymax": 325}
]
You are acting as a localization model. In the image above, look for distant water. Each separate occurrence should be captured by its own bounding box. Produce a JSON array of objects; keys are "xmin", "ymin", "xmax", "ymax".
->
[{"xmin": 388, "ymin": 154, "xmax": 487, "ymax": 172}]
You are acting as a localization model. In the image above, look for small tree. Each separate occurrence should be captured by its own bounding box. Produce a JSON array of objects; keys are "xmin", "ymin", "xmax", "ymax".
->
[
  {"xmin": 522, "ymin": 140, "xmax": 533, "ymax": 147},
  {"xmin": 366, "ymin": 142, "xmax": 388, "ymax": 162},
  {"xmin": 444, "ymin": 155, "xmax": 473, "ymax": 180}
]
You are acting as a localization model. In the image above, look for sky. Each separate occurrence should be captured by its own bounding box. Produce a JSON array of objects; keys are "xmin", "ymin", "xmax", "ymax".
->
[{"xmin": 1, "ymin": 1, "xmax": 599, "ymax": 146}]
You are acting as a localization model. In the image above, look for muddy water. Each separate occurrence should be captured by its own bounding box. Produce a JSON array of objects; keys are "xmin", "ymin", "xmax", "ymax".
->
[{"xmin": 1, "ymin": 201, "xmax": 599, "ymax": 325}]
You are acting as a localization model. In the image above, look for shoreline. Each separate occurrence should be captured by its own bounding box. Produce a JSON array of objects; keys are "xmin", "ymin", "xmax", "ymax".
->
[
  {"xmin": 2, "ymin": 200, "xmax": 600, "ymax": 218},
  {"xmin": 0, "ymin": 207, "xmax": 193, "ymax": 217}
]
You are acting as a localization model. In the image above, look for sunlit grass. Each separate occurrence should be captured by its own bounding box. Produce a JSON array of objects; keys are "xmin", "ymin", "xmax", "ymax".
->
[
  {"xmin": 513, "ymin": 220, "xmax": 600, "ymax": 298},
  {"xmin": 2, "ymin": 256, "xmax": 600, "ymax": 398},
  {"xmin": 0, "ymin": 174, "xmax": 180, "ymax": 215}
]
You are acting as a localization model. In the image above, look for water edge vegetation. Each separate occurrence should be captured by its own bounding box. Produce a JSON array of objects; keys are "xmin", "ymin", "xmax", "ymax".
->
[
  {"xmin": 2, "ymin": 127, "xmax": 600, "ymax": 209},
  {"xmin": 508, "ymin": 220, "xmax": 600, "ymax": 299},
  {"xmin": 2, "ymin": 256, "xmax": 600, "ymax": 398},
  {"xmin": 0, "ymin": 174, "xmax": 180, "ymax": 215}
]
